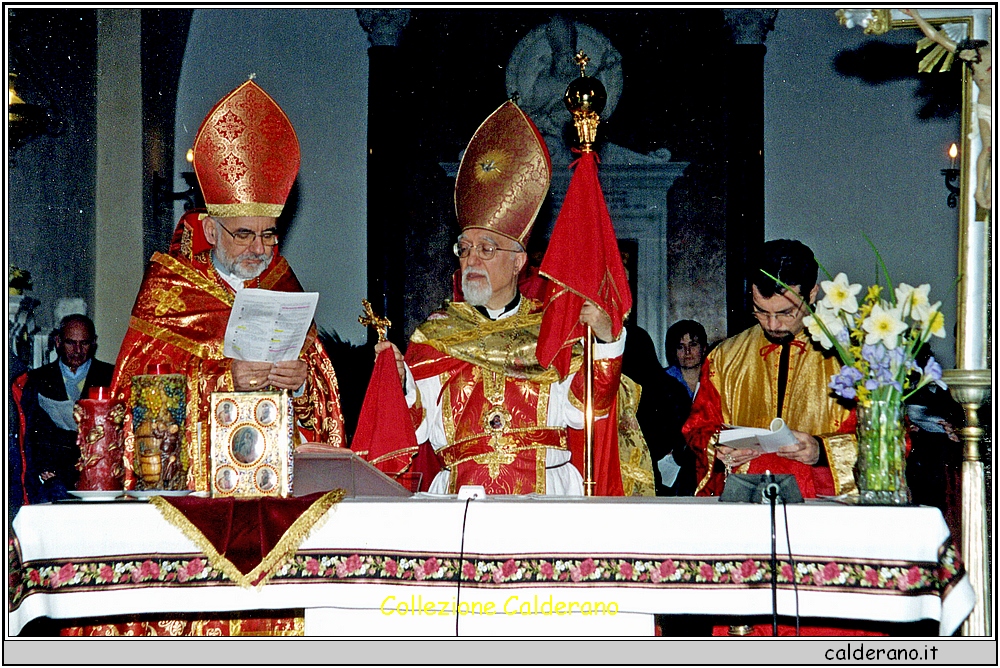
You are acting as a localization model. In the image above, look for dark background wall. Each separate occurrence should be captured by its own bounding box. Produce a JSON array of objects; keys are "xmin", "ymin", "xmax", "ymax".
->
[
  {"xmin": 7, "ymin": 7, "xmax": 976, "ymax": 371},
  {"xmin": 8, "ymin": 9, "xmax": 98, "ymax": 325}
]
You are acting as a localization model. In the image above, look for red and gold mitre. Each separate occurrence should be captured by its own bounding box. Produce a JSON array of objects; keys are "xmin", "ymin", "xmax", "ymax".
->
[
  {"xmin": 455, "ymin": 101, "xmax": 551, "ymax": 246},
  {"xmin": 192, "ymin": 79, "xmax": 300, "ymax": 218}
]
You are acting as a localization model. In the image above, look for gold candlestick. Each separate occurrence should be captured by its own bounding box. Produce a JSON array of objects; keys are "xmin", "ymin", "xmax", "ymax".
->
[{"xmin": 943, "ymin": 368, "xmax": 992, "ymax": 636}]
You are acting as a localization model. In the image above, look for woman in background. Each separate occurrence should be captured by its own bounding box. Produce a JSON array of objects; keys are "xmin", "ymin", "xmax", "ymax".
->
[{"xmin": 664, "ymin": 319, "xmax": 708, "ymax": 399}]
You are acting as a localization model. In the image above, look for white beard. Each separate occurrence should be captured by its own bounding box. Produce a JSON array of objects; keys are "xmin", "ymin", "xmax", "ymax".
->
[
  {"xmin": 462, "ymin": 267, "xmax": 493, "ymax": 306},
  {"xmin": 213, "ymin": 246, "xmax": 270, "ymax": 280}
]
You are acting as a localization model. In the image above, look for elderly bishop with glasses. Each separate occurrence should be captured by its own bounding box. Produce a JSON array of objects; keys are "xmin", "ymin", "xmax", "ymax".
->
[
  {"xmin": 110, "ymin": 80, "xmax": 346, "ymax": 492},
  {"xmin": 374, "ymin": 101, "xmax": 624, "ymax": 495}
]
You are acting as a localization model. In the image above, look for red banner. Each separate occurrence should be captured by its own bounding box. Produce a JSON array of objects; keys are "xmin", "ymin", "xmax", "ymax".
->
[{"xmin": 536, "ymin": 151, "xmax": 631, "ymax": 377}]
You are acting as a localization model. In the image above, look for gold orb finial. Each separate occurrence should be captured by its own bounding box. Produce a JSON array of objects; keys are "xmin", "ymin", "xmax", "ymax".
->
[{"xmin": 563, "ymin": 51, "xmax": 607, "ymax": 152}]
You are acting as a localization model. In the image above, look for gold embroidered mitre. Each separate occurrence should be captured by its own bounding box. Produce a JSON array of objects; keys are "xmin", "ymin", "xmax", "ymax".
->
[
  {"xmin": 454, "ymin": 101, "xmax": 551, "ymax": 246},
  {"xmin": 192, "ymin": 79, "xmax": 300, "ymax": 218}
]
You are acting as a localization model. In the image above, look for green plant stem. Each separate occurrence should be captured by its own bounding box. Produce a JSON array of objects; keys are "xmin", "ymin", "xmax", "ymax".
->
[{"xmin": 863, "ymin": 233, "xmax": 894, "ymax": 306}]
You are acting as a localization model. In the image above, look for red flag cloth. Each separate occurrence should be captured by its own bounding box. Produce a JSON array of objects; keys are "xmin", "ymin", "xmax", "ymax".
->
[
  {"xmin": 567, "ymin": 418, "xmax": 625, "ymax": 497},
  {"xmin": 537, "ymin": 151, "xmax": 632, "ymax": 377},
  {"xmin": 351, "ymin": 347, "xmax": 421, "ymax": 479}
]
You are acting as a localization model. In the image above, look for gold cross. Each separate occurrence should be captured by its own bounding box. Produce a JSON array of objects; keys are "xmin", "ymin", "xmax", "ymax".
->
[
  {"xmin": 151, "ymin": 285, "xmax": 186, "ymax": 317},
  {"xmin": 358, "ymin": 299, "xmax": 391, "ymax": 342},
  {"xmin": 575, "ymin": 50, "xmax": 590, "ymax": 77},
  {"xmin": 473, "ymin": 445, "xmax": 517, "ymax": 480}
]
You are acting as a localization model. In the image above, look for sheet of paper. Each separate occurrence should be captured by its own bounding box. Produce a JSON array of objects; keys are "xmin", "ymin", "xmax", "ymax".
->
[
  {"xmin": 656, "ymin": 453, "xmax": 681, "ymax": 488},
  {"xmin": 718, "ymin": 418, "xmax": 796, "ymax": 454},
  {"xmin": 223, "ymin": 288, "xmax": 318, "ymax": 362}
]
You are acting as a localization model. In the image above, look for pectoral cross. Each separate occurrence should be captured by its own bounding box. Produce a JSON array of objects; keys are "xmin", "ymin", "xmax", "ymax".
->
[{"xmin": 358, "ymin": 299, "xmax": 391, "ymax": 343}]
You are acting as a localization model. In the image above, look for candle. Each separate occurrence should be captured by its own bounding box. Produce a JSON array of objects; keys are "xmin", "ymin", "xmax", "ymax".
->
[
  {"xmin": 88, "ymin": 386, "xmax": 111, "ymax": 400},
  {"xmin": 948, "ymin": 143, "xmax": 958, "ymax": 170}
]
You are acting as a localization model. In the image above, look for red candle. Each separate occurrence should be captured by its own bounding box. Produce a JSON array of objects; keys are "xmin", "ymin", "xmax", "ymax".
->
[
  {"xmin": 88, "ymin": 386, "xmax": 111, "ymax": 400},
  {"xmin": 75, "ymin": 396, "xmax": 126, "ymax": 491}
]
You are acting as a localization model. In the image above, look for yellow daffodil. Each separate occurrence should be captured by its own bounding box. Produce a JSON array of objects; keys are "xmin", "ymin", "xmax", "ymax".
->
[
  {"xmin": 924, "ymin": 303, "xmax": 946, "ymax": 338},
  {"xmin": 803, "ymin": 303, "xmax": 845, "ymax": 349},
  {"xmin": 895, "ymin": 283, "xmax": 932, "ymax": 321},
  {"xmin": 862, "ymin": 303, "xmax": 908, "ymax": 349},
  {"xmin": 820, "ymin": 272, "xmax": 863, "ymax": 314}
]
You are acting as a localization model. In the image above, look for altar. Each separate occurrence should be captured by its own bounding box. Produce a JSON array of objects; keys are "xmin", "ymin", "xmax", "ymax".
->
[{"xmin": 8, "ymin": 495, "xmax": 973, "ymax": 636}]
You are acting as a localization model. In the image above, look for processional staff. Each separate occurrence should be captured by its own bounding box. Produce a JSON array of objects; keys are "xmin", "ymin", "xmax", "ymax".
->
[{"xmin": 564, "ymin": 51, "xmax": 608, "ymax": 497}]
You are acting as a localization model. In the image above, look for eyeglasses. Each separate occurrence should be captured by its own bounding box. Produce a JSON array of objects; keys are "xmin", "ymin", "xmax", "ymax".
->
[
  {"xmin": 751, "ymin": 302, "xmax": 803, "ymax": 323},
  {"xmin": 216, "ymin": 221, "xmax": 279, "ymax": 247},
  {"xmin": 453, "ymin": 242, "xmax": 522, "ymax": 261}
]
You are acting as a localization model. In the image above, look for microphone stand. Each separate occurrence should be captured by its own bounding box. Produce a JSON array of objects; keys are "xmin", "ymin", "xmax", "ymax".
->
[{"xmin": 763, "ymin": 471, "xmax": 781, "ymax": 636}]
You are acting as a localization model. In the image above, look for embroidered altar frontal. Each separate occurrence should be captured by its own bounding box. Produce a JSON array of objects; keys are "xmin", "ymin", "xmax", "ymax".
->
[{"xmin": 10, "ymin": 497, "xmax": 974, "ymax": 636}]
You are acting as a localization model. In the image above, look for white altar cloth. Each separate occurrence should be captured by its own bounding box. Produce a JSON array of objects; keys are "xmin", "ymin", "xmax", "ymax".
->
[{"xmin": 8, "ymin": 496, "xmax": 973, "ymax": 636}]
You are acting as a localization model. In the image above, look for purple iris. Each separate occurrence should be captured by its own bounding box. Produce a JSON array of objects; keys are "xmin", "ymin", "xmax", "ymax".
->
[
  {"xmin": 887, "ymin": 347, "xmax": 906, "ymax": 370},
  {"xmin": 923, "ymin": 357, "xmax": 946, "ymax": 388},
  {"xmin": 829, "ymin": 366, "xmax": 863, "ymax": 400},
  {"xmin": 861, "ymin": 344, "xmax": 886, "ymax": 365}
]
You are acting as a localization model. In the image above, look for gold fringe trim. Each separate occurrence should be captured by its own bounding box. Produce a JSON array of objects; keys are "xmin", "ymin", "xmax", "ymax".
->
[
  {"xmin": 694, "ymin": 431, "xmax": 720, "ymax": 495},
  {"xmin": 258, "ymin": 257, "xmax": 292, "ymax": 291},
  {"xmin": 150, "ymin": 489, "xmax": 346, "ymax": 590},
  {"xmin": 370, "ymin": 445, "xmax": 420, "ymax": 467},
  {"xmin": 537, "ymin": 272, "xmax": 632, "ymax": 332},
  {"xmin": 128, "ymin": 315, "xmax": 220, "ymax": 361}
]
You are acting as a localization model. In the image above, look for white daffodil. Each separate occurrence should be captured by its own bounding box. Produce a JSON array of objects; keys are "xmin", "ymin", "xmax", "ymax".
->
[
  {"xmin": 895, "ymin": 283, "xmax": 932, "ymax": 321},
  {"xmin": 862, "ymin": 303, "xmax": 908, "ymax": 349},
  {"xmin": 804, "ymin": 304, "xmax": 845, "ymax": 349},
  {"xmin": 923, "ymin": 302, "xmax": 946, "ymax": 338},
  {"xmin": 820, "ymin": 273, "xmax": 863, "ymax": 314}
]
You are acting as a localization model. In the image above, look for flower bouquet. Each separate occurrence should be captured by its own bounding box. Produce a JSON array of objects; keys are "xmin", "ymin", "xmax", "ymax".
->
[{"xmin": 793, "ymin": 250, "xmax": 947, "ymax": 504}]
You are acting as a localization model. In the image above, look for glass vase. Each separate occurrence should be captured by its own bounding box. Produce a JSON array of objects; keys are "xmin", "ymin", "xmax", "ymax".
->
[{"xmin": 855, "ymin": 399, "xmax": 909, "ymax": 505}]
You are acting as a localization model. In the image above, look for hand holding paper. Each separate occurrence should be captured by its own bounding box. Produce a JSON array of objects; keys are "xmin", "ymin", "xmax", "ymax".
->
[
  {"xmin": 718, "ymin": 418, "xmax": 821, "ymax": 467},
  {"xmin": 718, "ymin": 418, "xmax": 797, "ymax": 454}
]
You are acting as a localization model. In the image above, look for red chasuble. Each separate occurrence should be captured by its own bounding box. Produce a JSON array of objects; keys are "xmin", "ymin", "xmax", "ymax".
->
[
  {"xmin": 111, "ymin": 220, "xmax": 346, "ymax": 492},
  {"xmin": 404, "ymin": 299, "xmax": 622, "ymax": 494}
]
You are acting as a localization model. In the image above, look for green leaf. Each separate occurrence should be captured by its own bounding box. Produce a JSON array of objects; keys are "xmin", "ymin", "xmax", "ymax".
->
[{"xmin": 863, "ymin": 234, "xmax": 894, "ymax": 305}]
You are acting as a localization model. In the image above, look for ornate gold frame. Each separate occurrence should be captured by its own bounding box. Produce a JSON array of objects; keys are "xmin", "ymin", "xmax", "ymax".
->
[{"xmin": 886, "ymin": 9, "xmax": 992, "ymax": 638}]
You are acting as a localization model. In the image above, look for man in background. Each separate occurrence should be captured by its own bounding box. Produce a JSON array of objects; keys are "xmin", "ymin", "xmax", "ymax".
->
[{"xmin": 18, "ymin": 314, "xmax": 113, "ymax": 502}]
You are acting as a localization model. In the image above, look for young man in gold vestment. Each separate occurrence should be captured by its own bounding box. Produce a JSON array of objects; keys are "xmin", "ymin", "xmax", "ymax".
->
[{"xmin": 684, "ymin": 239, "xmax": 857, "ymax": 499}]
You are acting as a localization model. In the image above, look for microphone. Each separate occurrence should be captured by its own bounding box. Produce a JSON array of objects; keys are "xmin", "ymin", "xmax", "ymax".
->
[{"xmin": 763, "ymin": 469, "xmax": 781, "ymax": 503}]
